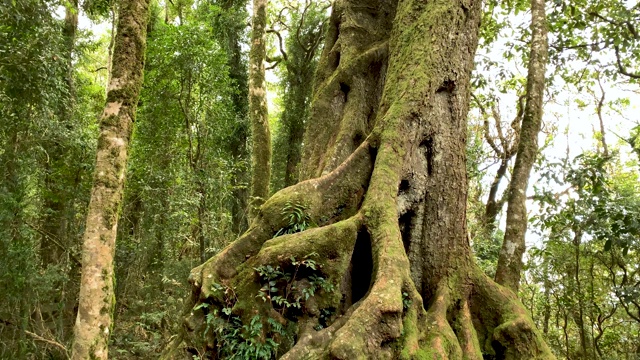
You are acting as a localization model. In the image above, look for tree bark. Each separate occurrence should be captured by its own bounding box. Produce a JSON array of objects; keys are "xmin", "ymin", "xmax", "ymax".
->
[
  {"xmin": 248, "ymin": 0, "xmax": 271, "ymax": 218},
  {"xmin": 495, "ymin": 0, "xmax": 549, "ymax": 292},
  {"xmin": 174, "ymin": 0, "xmax": 555, "ymax": 358},
  {"xmin": 70, "ymin": 0, "xmax": 150, "ymax": 358}
]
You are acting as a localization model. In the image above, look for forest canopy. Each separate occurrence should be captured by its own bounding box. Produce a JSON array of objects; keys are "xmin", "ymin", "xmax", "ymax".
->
[{"xmin": 1, "ymin": 0, "xmax": 640, "ymax": 359}]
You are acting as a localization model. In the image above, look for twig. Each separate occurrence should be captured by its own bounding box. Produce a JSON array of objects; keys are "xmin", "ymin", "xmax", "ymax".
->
[
  {"xmin": 24, "ymin": 330, "xmax": 69, "ymax": 358},
  {"xmin": 25, "ymin": 222, "xmax": 81, "ymax": 266}
]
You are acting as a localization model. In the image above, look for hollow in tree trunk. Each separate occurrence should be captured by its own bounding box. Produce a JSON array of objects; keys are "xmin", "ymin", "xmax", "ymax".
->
[
  {"xmin": 70, "ymin": 0, "xmax": 150, "ymax": 358},
  {"xmin": 176, "ymin": 0, "xmax": 554, "ymax": 358}
]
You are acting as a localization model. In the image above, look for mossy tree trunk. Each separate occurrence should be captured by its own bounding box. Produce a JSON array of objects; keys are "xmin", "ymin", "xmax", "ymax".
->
[
  {"xmin": 214, "ymin": 0, "xmax": 251, "ymax": 236},
  {"xmin": 494, "ymin": 0, "xmax": 549, "ymax": 292},
  {"xmin": 70, "ymin": 0, "xmax": 150, "ymax": 358},
  {"xmin": 178, "ymin": 0, "xmax": 554, "ymax": 358},
  {"xmin": 248, "ymin": 0, "xmax": 271, "ymax": 218}
]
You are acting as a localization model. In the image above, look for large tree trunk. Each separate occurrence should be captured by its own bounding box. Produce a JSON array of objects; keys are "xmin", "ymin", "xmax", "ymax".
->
[
  {"xmin": 175, "ymin": 0, "xmax": 554, "ymax": 358},
  {"xmin": 248, "ymin": 0, "xmax": 271, "ymax": 217},
  {"xmin": 70, "ymin": 0, "xmax": 150, "ymax": 358},
  {"xmin": 494, "ymin": 0, "xmax": 549, "ymax": 292}
]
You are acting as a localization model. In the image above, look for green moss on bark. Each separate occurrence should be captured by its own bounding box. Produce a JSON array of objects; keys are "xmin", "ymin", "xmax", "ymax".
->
[{"xmin": 71, "ymin": 0, "xmax": 150, "ymax": 358}]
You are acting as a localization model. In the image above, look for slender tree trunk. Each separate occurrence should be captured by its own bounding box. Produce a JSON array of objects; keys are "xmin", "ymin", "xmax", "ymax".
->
[
  {"xmin": 40, "ymin": 166, "xmax": 68, "ymax": 265},
  {"xmin": 70, "ymin": 0, "xmax": 150, "ymax": 357},
  {"xmin": 542, "ymin": 264, "xmax": 552, "ymax": 335},
  {"xmin": 63, "ymin": 0, "xmax": 78, "ymax": 90},
  {"xmin": 484, "ymin": 158, "xmax": 509, "ymax": 233},
  {"xmin": 284, "ymin": 113, "xmax": 305, "ymax": 187},
  {"xmin": 272, "ymin": 73, "xmax": 314, "ymax": 191},
  {"xmin": 248, "ymin": 0, "xmax": 271, "ymax": 218},
  {"xmin": 570, "ymin": 229, "xmax": 595, "ymax": 359},
  {"xmin": 150, "ymin": 194, "xmax": 168, "ymax": 280},
  {"xmin": 214, "ymin": 0, "xmax": 251, "ymax": 236},
  {"xmin": 174, "ymin": 0, "xmax": 555, "ymax": 358},
  {"xmin": 272, "ymin": 5, "xmax": 327, "ymax": 190},
  {"xmin": 39, "ymin": 10, "xmax": 81, "ymax": 341},
  {"xmin": 475, "ymin": 93, "xmax": 522, "ymax": 235},
  {"xmin": 195, "ymin": 179, "xmax": 207, "ymax": 263},
  {"xmin": 40, "ymin": 0, "xmax": 78, "ymax": 266},
  {"xmin": 562, "ymin": 310, "xmax": 570, "ymax": 359},
  {"xmin": 494, "ymin": 0, "xmax": 549, "ymax": 291},
  {"xmin": 1, "ymin": 130, "xmax": 29, "ymax": 357},
  {"xmin": 106, "ymin": 6, "xmax": 117, "ymax": 88}
]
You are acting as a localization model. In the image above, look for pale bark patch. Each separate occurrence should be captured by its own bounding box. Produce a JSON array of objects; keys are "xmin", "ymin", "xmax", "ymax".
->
[
  {"xmin": 110, "ymin": 136, "xmax": 126, "ymax": 147},
  {"xmin": 103, "ymin": 101, "xmax": 122, "ymax": 117},
  {"xmin": 107, "ymin": 77, "xmax": 124, "ymax": 92},
  {"xmin": 505, "ymin": 240, "xmax": 517, "ymax": 256}
]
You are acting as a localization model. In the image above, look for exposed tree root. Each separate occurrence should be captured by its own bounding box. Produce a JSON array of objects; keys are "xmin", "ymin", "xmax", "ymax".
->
[
  {"xmin": 175, "ymin": 216, "xmax": 554, "ymax": 360},
  {"xmin": 174, "ymin": 150, "xmax": 554, "ymax": 359},
  {"xmin": 187, "ymin": 141, "xmax": 373, "ymax": 283}
]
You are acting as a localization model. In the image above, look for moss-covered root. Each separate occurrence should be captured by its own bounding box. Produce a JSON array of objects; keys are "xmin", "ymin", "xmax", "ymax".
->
[
  {"xmin": 280, "ymin": 219, "xmax": 419, "ymax": 359},
  {"xmin": 420, "ymin": 284, "xmax": 466, "ymax": 359},
  {"xmin": 281, "ymin": 279, "xmax": 413, "ymax": 360},
  {"xmin": 402, "ymin": 274, "xmax": 552, "ymax": 360},
  {"xmin": 278, "ymin": 274, "xmax": 474, "ymax": 360},
  {"xmin": 405, "ymin": 274, "xmax": 553, "ymax": 360},
  {"xmin": 471, "ymin": 274, "xmax": 555, "ymax": 360},
  {"xmin": 396, "ymin": 279, "xmax": 483, "ymax": 360},
  {"xmin": 188, "ymin": 140, "xmax": 374, "ymax": 285}
]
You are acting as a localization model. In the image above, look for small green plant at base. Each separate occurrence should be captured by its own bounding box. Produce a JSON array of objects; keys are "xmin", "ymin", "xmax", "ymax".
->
[
  {"xmin": 196, "ymin": 254, "xmax": 335, "ymax": 358},
  {"xmin": 255, "ymin": 253, "xmax": 334, "ymax": 314},
  {"xmin": 315, "ymin": 308, "xmax": 336, "ymax": 330},
  {"xmin": 274, "ymin": 201, "xmax": 315, "ymax": 237},
  {"xmin": 195, "ymin": 281, "xmax": 296, "ymax": 359},
  {"xmin": 207, "ymin": 314, "xmax": 281, "ymax": 360},
  {"xmin": 402, "ymin": 291, "xmax": 412, "ymax": 310}
]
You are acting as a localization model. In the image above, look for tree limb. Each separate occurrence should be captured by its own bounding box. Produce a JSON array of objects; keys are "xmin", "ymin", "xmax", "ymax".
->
[
  {"xmin": 25, "ymin": 330, "xmax": 69, "ymax": 357},
  {"xmin": 614, "ymin": 45, "xmax": 640, "ymax": 79}
]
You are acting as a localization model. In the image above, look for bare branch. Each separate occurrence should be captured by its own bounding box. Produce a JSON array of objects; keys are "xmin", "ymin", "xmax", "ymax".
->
[
  {"xmin": 24, "ymin": 222, "xmax": 81, "ymax": 266},
  {"xmin": 25, "ymin": 330, "xmax": 69, "ymax": 357},
  {"xmin": 614, "ymin": 45, "xmax": 640, "ymax": 79},
  {"xmin": 471, "ymin": 93, "xmax": 503, "ymax": 156},
  {"xmin": 267, "ymin": 29, "xmax": 288, "ymax": 63}
]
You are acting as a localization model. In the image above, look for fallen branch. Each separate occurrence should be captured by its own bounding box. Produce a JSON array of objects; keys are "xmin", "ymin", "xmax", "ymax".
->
[{"xmin": 25, "ymin": 330, "xmax": 69, "ymax": 358}]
